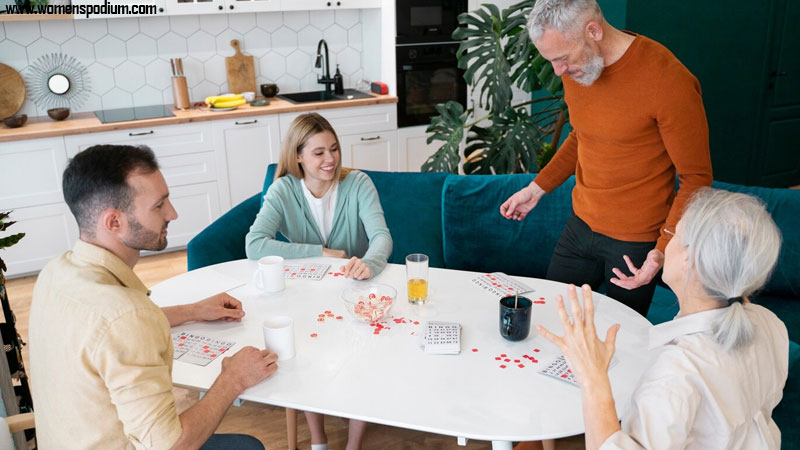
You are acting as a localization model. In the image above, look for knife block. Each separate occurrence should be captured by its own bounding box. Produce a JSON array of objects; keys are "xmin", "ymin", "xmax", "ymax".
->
[{"xmin": 171, "ymin": 76, "xmax": 190, "ymax": 110}]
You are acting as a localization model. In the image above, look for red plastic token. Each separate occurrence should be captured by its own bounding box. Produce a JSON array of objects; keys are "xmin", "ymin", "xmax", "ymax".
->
[
  {"xmin": 495, "ymin": 357, "xmax": 501, "ymax": 360},
  {"xmin": 533, "ymin": 349, "xmax": 540, "ymax": 352},
  {"xmin": 514, "ymin": 359, "xmax": 520, "ymax": 363},
  {"xmin": 518, "ymin": 364, "xmax": 525, "ymax": 368},
  {"xmin": 177, "ymin": 343, "xmax": 184, "ymax": 346},
  {"xmin": 317, "ymin": 318, "xmax": 324, "ymax": 322},
  {"xmin": 500, "ymin": 365, "xmax": 507, "ymax": 369},
  {"xmin": 501, "ymin": 354, "xmax": 507, "ymax": 357},
  {"xmin": 310, "ymin": 333, "xmax": 318, "ymax": 338},
  {"xmin": 504, "ymin": 358, "xmax": 510, "ymax": 362},
  {"xmin": 472, "ymin": 348, "xmax": 479, "ymax": 352},
  {"xmin": 211, "ymin": 354, "xmax": 217, "ymax": 357},
  {"xmin": 561, "ymin": 374, "xmax": 568, "ymax": 378},
  {"xmin": 336, "ymin": 316, "xmax": 343, "ymax": 320}
]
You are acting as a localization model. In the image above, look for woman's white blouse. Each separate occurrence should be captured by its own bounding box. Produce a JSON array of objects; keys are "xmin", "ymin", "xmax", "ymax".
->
[
  {"xmin": 601, "ymin": 304, "xmax": 788, "ymax": 450},
  {"xmin": 301, "ymin": 179, "xmax": 338, "ymax": 243}
]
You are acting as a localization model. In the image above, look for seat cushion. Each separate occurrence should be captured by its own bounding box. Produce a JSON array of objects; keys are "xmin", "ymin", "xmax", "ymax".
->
[
  {"xmin": 362, "ymin": 170, "xmax": 448, "ymax": 268},
  {"xmin": 711, "ymin": 181, "xmax": 800, "ymax": 298},
  {"xmin": 441, "ymin": 174, "xmax": 575, "ymax": 277}
]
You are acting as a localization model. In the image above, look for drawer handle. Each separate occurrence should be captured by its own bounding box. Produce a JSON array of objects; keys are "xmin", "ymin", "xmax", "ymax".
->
[
  {"xmin": 360, "ymin": 135, "xmax": 381, "ymax": 141},
  {"xmin": 129, "ymin": 130, "xmax": 154, "ymax": 136},
  {"xmin": 235, "ymin": 119, "xmax": 258, "ymax": 125}
]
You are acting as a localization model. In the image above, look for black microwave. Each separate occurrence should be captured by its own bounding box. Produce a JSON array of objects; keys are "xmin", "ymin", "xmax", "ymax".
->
[{"xmin": 396, "ymin": 0, "xmax": 468, "ymax": 45}]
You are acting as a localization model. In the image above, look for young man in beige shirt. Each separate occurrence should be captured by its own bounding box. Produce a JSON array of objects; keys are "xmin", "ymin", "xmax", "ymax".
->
[{"xmin": 29, "ymin": 144, "xmax": 278, "ymax": 449}]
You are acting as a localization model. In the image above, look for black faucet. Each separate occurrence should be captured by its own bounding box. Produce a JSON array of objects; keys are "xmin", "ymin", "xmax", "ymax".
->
[{"xmin": 316, "ymin": 39, "xmax": 335, "ymax": 93}]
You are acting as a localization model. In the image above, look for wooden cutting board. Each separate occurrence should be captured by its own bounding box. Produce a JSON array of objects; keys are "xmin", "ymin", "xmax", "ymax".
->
[
  {"xmin": 225, "ymin": 39, "xmax": 256, "ymax": 95},
  {"xmin": 0, "ymin": 63, "xmax": 26, "ymax": 120}
]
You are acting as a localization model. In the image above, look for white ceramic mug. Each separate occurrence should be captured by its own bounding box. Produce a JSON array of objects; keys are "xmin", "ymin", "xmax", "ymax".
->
[
  {"xmin": 262, "ymin": 316, "xmax": 295, "ymax": 361},
  {"xmin": 252, "ymin": 255, "xmax": 285, "ymax": 293}
]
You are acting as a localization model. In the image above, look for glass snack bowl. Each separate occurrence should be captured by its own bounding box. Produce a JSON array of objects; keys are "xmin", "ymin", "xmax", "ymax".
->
[{"xmin": 342, "ymin": 284, "xmax": 396, "ymax": 323}]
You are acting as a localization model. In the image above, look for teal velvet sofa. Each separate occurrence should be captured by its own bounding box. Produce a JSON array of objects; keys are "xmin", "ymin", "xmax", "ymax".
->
[{"xmin": 188, "ymin": 164, "xmax": 800, "ymax": 447}]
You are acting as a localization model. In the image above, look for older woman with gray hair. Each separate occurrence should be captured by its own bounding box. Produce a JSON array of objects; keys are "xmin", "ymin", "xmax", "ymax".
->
[{"xmin": 539, "ymin": 188, "xmax": 788, "ymax": 449}]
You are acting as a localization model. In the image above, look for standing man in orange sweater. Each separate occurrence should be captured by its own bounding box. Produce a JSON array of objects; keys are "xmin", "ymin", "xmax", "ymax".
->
[{"xmin": 501, "ymin": 0, "xmax": 712, "ymax": 317}]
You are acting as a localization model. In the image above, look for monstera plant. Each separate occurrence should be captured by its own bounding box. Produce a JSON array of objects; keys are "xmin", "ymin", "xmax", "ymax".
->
[{"xmin": 422, "ymin": 0, "xmax": 568, "ymax": 174}]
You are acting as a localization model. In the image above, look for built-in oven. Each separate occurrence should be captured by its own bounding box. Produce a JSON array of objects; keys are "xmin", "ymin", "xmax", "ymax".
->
[
  {"xmin": 396, "ymin": 42, "xmax": 467, "ymax": 128},
  {"xmin": 396, "ymin": 0, "xmax": 468, "ymax": 45}
]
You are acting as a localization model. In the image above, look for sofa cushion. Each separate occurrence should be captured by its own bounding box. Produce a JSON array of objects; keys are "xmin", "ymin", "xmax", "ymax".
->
[
  {"xmin": 711, "ymin": 181, "xmax": 800, "ymax": 298},
  {"xmin": 362, "ymin": 170, "xmax": 448, "ymax": 268},
  {"xmin": 187, "ymin": 193, "xmax": 261, "ymax": 270},
  {"xmin": 442, "ymin": 174, "xmax": 575, "ymax": 277}
]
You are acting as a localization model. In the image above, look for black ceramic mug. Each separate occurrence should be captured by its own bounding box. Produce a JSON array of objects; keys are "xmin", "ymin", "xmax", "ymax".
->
[{"xmin": 499, "ymin": 296, "xmax": 532, "ymax": 341}]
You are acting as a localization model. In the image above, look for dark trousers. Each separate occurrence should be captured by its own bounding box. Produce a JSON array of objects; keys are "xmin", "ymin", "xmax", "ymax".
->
[
  {"xmin": 546, "ymin": 214, "xmax": 658, "ymax": 317},
  {"xmin": 200, "ymin": 434, "xmax": 265, "ymax": 450}
]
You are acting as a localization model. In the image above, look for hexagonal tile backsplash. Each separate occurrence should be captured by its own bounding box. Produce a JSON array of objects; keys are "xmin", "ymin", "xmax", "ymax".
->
[{"xmin": 0, "ymin": 10, "xmax": 365, "ymax": 117}]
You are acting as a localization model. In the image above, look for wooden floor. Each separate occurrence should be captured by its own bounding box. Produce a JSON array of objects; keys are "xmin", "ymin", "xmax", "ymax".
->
[{"xmin": 4, "ymin": 250, "xmax": 584, "ymax": 450}]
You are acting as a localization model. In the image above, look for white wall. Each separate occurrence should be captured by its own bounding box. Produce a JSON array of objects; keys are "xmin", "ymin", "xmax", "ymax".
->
[{"xmin": 0, "ymin": 10, "xmax": 370, "ymax": 116}]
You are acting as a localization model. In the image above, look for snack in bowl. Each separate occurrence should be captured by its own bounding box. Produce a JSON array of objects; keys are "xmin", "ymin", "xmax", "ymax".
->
[{"xmin": 342, "ymin": 284, "xmax": 396, "ymax": 323}]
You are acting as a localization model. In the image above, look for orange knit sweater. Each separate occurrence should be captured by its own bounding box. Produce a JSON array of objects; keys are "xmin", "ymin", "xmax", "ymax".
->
[{"xmin": 534, "ymin": 34, "xmax": 713, "ymax": 252}]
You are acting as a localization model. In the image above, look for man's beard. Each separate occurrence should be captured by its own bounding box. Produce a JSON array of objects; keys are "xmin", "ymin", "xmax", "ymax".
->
[
  {"xmin": 123, "ymin": 214, "xmax": 168, "ymax": 251},
  {"xmin": 571, "ymin": 53, "xmax": 604, "ymax": 86}
]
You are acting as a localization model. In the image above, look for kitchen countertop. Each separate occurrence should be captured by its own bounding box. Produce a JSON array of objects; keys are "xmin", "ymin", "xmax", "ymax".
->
[{"xmin": 0, "ymin": 94, "xmax": 398, "ymax": 143}]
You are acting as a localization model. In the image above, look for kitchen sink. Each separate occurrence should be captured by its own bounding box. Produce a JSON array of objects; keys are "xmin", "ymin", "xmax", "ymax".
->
[{"xmin": 278, "ymin": 88, "xmax": 374, "ymax": 104}]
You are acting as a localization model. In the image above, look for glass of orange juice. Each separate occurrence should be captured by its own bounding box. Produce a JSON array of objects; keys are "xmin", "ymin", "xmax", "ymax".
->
[{"xmin": 406, "ymin": 253, "xmax": 429, "ymax": 304}]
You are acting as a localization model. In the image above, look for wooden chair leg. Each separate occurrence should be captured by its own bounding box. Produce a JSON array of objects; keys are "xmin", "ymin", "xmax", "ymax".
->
[{"xmin": 286, "ymin": 408, "xmax": 298, "ymax": 450}]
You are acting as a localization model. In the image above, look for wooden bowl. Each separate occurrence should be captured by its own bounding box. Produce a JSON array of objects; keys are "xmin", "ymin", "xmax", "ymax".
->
[
  {"xmin": 2, "ymin": 114, "xmax": 27, "ymax": 128},
  {"xmin": 47, "ymin": 107, "xmax": 70, "ymax": 121}
]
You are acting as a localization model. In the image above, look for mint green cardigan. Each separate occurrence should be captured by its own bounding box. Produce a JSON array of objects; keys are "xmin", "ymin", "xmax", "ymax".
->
[{"xmin": 245, "ymin": 170, "xmax": 393, "ymax": 277}]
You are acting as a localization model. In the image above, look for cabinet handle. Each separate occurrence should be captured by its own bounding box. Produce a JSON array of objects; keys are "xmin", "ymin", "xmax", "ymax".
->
[
  {"xmin": 235, "ymin": 119, "xmax": 258, "ymax": 125},
  {"xmin": 229, "ymin": 4, "xmax": 234, "ymax": 8},
  {"xmin": 360, "ymin": 135, "xmax": 381, "ymax": 141},
  {"xmin": 337, "ymin": 1, "xmax": 341, "ymax": 4},
  {"xmin": 327, "ymin": 1, "xmax": 331, "ymax": 5},
  {"xmin": 218, "ymin": 4, "xmax": 223, "ymax": 9},
  {"xmin": 129, "ymin": 130, "xmax": 154, "ymax": 136},
  {"xmin": 158, "ymin": 7, "xmax": 163, "ymax": 12}
]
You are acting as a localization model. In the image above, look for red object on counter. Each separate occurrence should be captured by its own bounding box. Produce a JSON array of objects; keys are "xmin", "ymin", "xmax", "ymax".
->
[{"xmin": 371, "ymin": 82, "xmax": 388, "ymax": 95}]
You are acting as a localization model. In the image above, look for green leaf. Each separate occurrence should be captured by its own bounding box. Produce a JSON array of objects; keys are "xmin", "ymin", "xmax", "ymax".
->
[
  {"xmin": 453, "ymin": 5, "xmax": 513, "ymax": 113},
  {"xmin": 0, "ymin": 233, "xmax": 25, "ymax": 250},
  {"xmin": 421, "ymin": 102, "xmax": 467, "ymax": 173}
]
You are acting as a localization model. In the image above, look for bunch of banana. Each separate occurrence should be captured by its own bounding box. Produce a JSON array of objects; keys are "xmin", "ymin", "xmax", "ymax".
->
[{"xmin": 204, "ymin": 94, "xmax": 246, "ymax": 108}]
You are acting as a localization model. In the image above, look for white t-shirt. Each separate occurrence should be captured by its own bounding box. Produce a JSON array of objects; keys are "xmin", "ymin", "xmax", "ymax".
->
[{"xmin": 301, "ymin": 179, "xmax": 338, "ymax": 243}]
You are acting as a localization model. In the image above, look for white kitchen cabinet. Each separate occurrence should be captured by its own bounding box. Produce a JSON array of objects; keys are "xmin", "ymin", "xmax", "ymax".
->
[
  {"xmin": 279, "ymin": 103, "xmax": 398, "ymax": 171},
  {"xmin": 339, "ymin": 130, "xmax": 397, "ymax": 171},
  {"xmin": 224, "ymin": 0, "xmax": 280, "ymax": 13},
  {"xmin": 157, "ymin": 182, "xmax": 222, "ymax": 249},
  {"xmin": 64, "ymin": 122, "xmax": 216, "ymax": 169},
  {"xmin": 397, "ymin": 124, "xmax": 448, "ymax": 172},
  {"xmin": 212, "ymin": 114, "xmax": 281, "ymax": 209},
  {"xmin": 0, "ymin": 203, "xmax": 79, "ymax": 278},
  {"xmin": 281, "ymin": 0, "xmax": 379, "ymax": 11},
  {"xmin": 65, "ymin": 122, "xmax": 222, "ymax": 254},
  {"xmin": 72, "ymin": 0, "xmax": 167, "ymax": 19},
  {"xmin": 0, "ymin": 137, "xmax": 68, "ymax": 210},
  {"xmin": 163, "ymin": 0, "xmax": 224, "ymax": 15},
  {"xmin": 0, "ymin": 137, "xmax": 76, "ymax": 278}
]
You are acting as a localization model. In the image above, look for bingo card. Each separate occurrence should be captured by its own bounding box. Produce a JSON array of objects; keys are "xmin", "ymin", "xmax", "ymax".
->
[
  {"xmin": 284, "ymin": 263, "xmax": 330, "ymax": 280},
  {"xmin": 471, "ymin": 272, "xmax": 535, "ymax": 298},
  {"xmin": 172, "ymin": 332, "xmax": 235, "ymax": 367}
]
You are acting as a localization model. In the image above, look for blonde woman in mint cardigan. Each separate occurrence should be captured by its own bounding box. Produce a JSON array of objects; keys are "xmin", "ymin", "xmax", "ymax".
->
[
  {"xmin": 246, "ymin": 112, "xmax": 392, "ymax": 449},
  {"xmin": 246, "ymin": 112, "xmax": 393, "ymax": 282}
]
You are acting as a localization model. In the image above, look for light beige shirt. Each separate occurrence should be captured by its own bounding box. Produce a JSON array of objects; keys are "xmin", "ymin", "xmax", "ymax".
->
[
  {"xmin": 29, "ymin": 240, "xmax": 182, "ymax": 450},
  {"xmin": 601, "ymin": 304, "xmax": 788, "ymax": 450}
]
